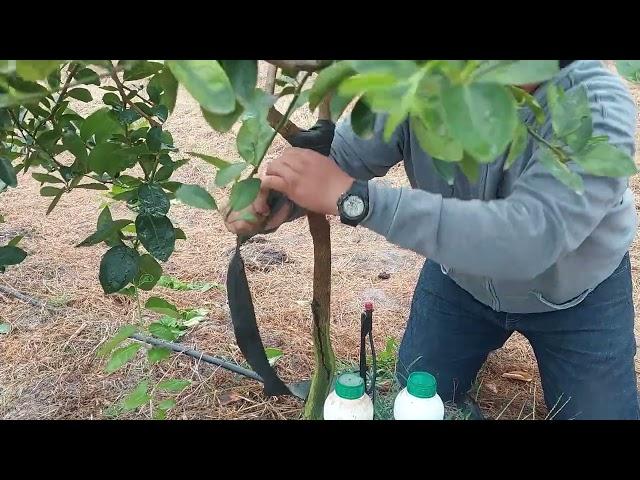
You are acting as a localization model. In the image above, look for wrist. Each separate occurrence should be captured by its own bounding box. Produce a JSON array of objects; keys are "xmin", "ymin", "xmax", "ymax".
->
[{"xmin": 329, "ymin": 174, "xmax": 355, "ymax": 215}]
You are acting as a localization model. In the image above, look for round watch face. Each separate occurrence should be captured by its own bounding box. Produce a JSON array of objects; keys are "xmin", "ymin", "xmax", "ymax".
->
[{"xmin": 342, "ymin": 195, "xmax": 365, "ymax": 219}]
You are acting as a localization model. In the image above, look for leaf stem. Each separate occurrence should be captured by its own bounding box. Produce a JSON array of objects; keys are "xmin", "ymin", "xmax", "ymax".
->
[{"xmin": 526, "ymin": 125, "xmax": 568, "ymax": 161}]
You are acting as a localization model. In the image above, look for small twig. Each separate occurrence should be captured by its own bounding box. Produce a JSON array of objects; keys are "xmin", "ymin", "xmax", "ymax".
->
[
  {"xmin": 61, "ymin": 323, "xmax": 87, "ymax": 350},
  {"xmin": 0, "ymin": 284, "xmax": 51, "ymax": 309},
  {"xmin": 7, "ymin": 110, "xmax": 68, "ymax": 172},
  {"xmin": 110, "ymin": 70, "xmax": 160, "ymax": 128},
  {"xmin": 263, "ymin": 71, "xmax": 311, "ymax": 148},
  {"xmin": 495, "ymin": 392, "xmax": 521, "ymax": 420},
  {"xmin": 122, "ymin": 84, "xmax": 154, "ymax": 107},
  {"xmin": 527, "ymin": 125, "xmax": 568, "ymax": 161},
  {"xmin": 33, "ymin": 63, "xmax": 80, "ymax": 138}
]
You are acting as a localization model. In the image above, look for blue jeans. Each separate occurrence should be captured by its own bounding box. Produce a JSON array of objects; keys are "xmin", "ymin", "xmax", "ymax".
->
[{"xmin": 397, "ymin": 254, "xmax": 639, "ymax": 420}]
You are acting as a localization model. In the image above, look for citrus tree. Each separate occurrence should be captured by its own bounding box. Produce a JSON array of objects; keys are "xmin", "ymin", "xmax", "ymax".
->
[{"xmin": 1, "ymin": 60, "xmax": 638, "ymax": 419}]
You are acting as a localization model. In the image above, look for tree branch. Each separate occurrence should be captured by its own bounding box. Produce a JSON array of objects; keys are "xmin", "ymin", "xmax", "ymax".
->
[
  {"xmin": 33, "ymin": 63, "xmax": 80, "ymax": 138},
  {"xmin": 264, "ymin": 63, "xmax": 278, "ymax": 95},
  {"xmin": 110, "ymin": 71, "xmax": 161, "ymax": 128},
  {"xmin": 265, "ymin": 60, "xmax": 331, "ymax": 72}
]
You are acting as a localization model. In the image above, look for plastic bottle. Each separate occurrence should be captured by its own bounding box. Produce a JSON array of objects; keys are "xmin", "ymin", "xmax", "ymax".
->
[
  {"xmin": 393, "ymin": 371, "xmax": 445, "ymax": 420},
  {"xmin": 323, "ymin": 373, "xmax": 374, "ymax": 420}
]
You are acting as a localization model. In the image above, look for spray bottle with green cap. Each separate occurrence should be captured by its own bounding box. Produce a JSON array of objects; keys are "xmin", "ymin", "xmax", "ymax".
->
[
  {"xmin": 323, "ymin": 372, "xmax": 374, "ymax": 420},
  {"xmin": 393, "ymin": 371, "xmax": 445, "ymax": 420}
]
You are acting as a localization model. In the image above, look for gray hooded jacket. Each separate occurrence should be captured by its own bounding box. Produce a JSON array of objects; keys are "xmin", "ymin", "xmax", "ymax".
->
[{"xmin": 329, "ymin": 60, "xmax": 637, "ymax": 313}]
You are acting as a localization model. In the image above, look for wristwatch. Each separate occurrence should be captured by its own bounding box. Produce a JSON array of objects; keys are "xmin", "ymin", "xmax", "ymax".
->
[{"xmin": 337, "ymin": 179, "xmax": 369, "ymax": 227}]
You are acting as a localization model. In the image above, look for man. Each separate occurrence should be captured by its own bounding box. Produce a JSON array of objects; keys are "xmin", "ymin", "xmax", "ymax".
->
[{"xmin": 225, "ymin": 60, "xmax": 639, "ymax": 419}]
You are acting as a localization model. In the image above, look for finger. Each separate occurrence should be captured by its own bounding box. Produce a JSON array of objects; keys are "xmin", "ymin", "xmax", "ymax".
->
[
  {"xmin": 261, "ymin": 174, "xmax": 289, "ymax": 195},
  {"xmin": 266, "ymin": 158, "xmax": 297, "ymax": 180},
  {"xmin": 253, "ymin": 186, "xmax": 271, "ymax": 217}
]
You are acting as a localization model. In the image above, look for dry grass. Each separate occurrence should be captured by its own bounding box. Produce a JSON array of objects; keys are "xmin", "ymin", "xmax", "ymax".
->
[{"xmin": 1, "ymin": 62, "xmax": 639, "ymax": 420}]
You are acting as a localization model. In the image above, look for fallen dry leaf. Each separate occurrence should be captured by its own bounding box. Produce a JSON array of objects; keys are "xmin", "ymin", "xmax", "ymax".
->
[
  {"xmin": 486, "ymin": 383, "xmax": 498, "ymax": 394},
  {"xmin": 218, "ymin": 391, "xmax": 244, "ymax": 406},
  {"xmin": 501, "ymin": 371, "xmax": 533, "ymax": 382}
]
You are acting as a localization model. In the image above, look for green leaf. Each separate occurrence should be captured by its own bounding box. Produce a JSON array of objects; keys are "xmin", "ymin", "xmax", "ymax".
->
[
  {"xmin": 410, "ymin": 112, "xmax": 463, "ymax": 162},
  {"xmin": 229, "ymin": 178, "xmax": 261, "ymax": 212},
  {"xmin": 40, "ymin": 186, "xmax": 63, "ymax": 197},
  {"xmin": 215, "ymin": 162, "xmax": 247, "ymax": 187},
  {"xmin": 265, "ymin": 347, "xmax": 284, "ymax": 367},
  {"xmin": 122, "ymin": 381, "xmax": 150, "ymax": 411},
  {"xmin": 537, "ymin": 146, "xmax": 584, "ymax": 193},
  {"xmin": 157, "ymin": 275, "xmax": 221, "ymax": 292},
  {"xmin": 136, "ymin": 214, "xmax": 176, "ymax": 262},
  {"xmin": 16, "ymin": 60, "xmax": 62, "ymax": 81},
  {"xmin": 105, "ymin": 343, "xmax": 142, "ymax": 373},
  {"xmin": 350, "ymin": 98, "xmax": 376, "ymax": 139},
  {"xmin": 616, "ymin": 60, "xmax": 640, "ymax": 82},
  {"xmin": 574, "ymin": 143, "xmax": 638, "ymax": 177},
  {"xmin": 123, "ymin": 61, "xmax": 164, "ymax": 81},
  {"xmin": 46, "ymin": 191, "xmax": 63, "ymax": 215},
  {"xmin": 62, "ymin": 132, "xmax": 88, "ymax": 167},
  {"xmin": 240, "ymin": 88, "xmax": 277, "ymax": 120},
  {"xmin": 236, "ymin": 117, "xmax": 274, "ymax": 166},
  {"xmin": 547, "ymin": 84, "xmax": 591, "ymax": 140},
  {"xmin": 220, "ymin": 60, "xmax": 257, "ymax": 103},
  {"xmin": 148, "ymin": 68, "xmax": 179, "ymax": 113},
  {"xmin": 99, "ymin": 245, "xmax": 140, "ymax": 294},
  {"xmin": 77, "ymin": 219, "xmax": 132, "ymax": 247},
  {"xmin": 309, "ymin": 61, "xmax": 356, "ymax": 111},
  {"xmin": 167, "ymin": 60, "xmax": 235, "ymax": 114},
  {"xmin": 80, "ymin": 108, "xmax": 124, "ymax": 143},
  {"xmin": 157, "ymin": 379, "xmax": 191, "ymax": 393},
  {"xmin": 75, "ymin": 68, "xmax": 100, "ymax": 86},
  {"xmin": 47, "ymin": 68, "xmax": 61, "ymax": 89},
  {"xmin": 7, "ymin": 235, "xmax": 22, "ymax": 247},
  {"xmin": 135, "ymin": 254, "xmax": 163, "ymax": 291},
  {"xmin": 75, "ymin": 183, "xmax": 109, "ymax": 191},
  {"xmin": 148, "ymin": 346, "xmax": 171, "ymax": 364},
  {"xmin": 157, "ymin": 399, "xmax": 176, "ymax": 410},
  {"xmin": 459, "ymin": 153, "xmax": 480, "ymax": 183},
  {"xmin": 432, "ymin": 158, "xmax": 457, "ymax": 185},
  {"xmin": 145, "ymin": 296, "xmax": 180, "ymax": 318},
  {"xmin": 338, "ymin": 73, "xmax": 397, "ymax": 97},
  {"xmin": 145, "ymin": 126, "xmax": 162, "ymax": 153},
  {"xmin": 32, "ymin": 172, "xmax": 64, "ymax": 184},
  {"xmin": 0, "ymin": 157, "xmax": 17, "ymax": 187},
  {"xmin": 153, "ymin": 409, "xmax": 167, "ymax": 420},
  {"xmin": 475, "ymin": 60, "xmax": 559, "ymax": 85},
  {"xmin": 95, "ymin": 206, "xmax": 122, "ymax": 247},
  {"xmin": 349, "ymin": 60, "xmax": 418, "ymax": 78},
  {"xmin": 0, "ymin": 323, "xmax": 10, "ymax": 335},
  {"xmin": 174, "ymin": 228, "xmax": 186, "ymax": 240},
  {"xmin": 175, "ymin": 184, "xmax": 217, "ymax": 210},
  {"xmin": 442, "ymin": 83, "xmax": 518, "ymax": 163},
  {"xmin": 201, "ymin": 104, "xmax": 243, "ymax": 133},
  {"xmin": 149, "ymin": 322, "xmax": 180, "ymax": 341},
  {"xmin": 102, "ymin": 92, "xmax": 121, "ymax": 107},
  {"xmin": 330, "ymin": 92, "xmax": 354, "ymax": 122},
  {"xmin": 67, "ymin": 88, "xmax": 92, "ymax": 102},
  {"xmin": 138, "ymin": 183, "xmax": 170, "ymax": 217},
  {"xmin": 88, "ymin": 142, "xmax": 132, "ymax": 177},
  {"xmin": 0, "ymin": 246, "xmax": 27, "ymax": 266},
  {"xmin": 505, "ymin": 121, "xmax": 529, "ymax": 170},
  {"xmin": 513, "ymin": 88, "xmax": 546, "ymax": 125},
  {"xmin": 188, "ymin": 152, "xmax": 231, "ymax": 169}
]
